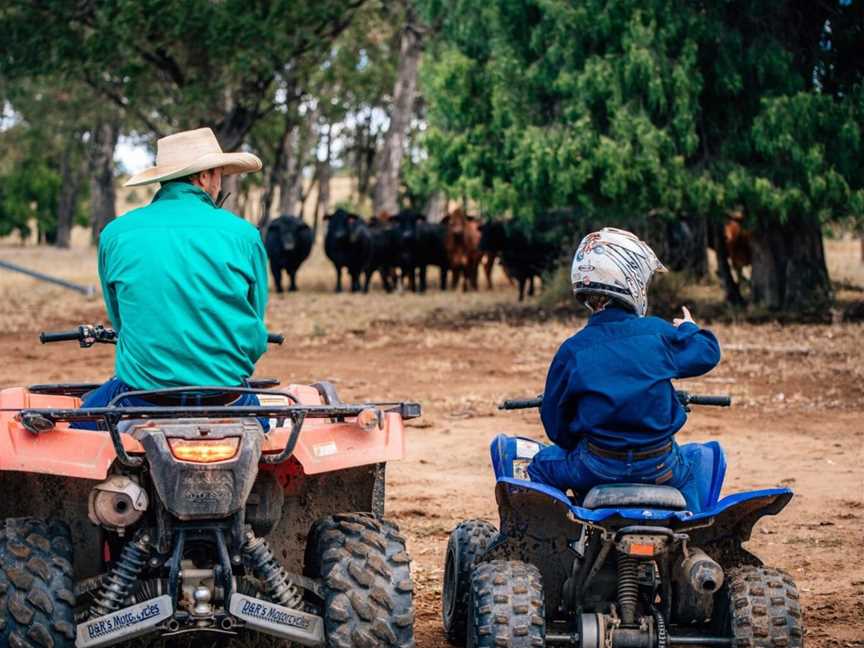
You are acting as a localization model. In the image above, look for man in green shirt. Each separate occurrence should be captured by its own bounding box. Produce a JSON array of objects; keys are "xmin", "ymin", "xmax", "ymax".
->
[{"xmin": 82, "ymin": 127, "xmax": 269, "ymax": 412}]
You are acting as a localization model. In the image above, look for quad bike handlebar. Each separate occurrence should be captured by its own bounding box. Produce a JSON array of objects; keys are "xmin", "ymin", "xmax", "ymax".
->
[
  {"xmin": 499, "ymin": 391, "xmax": 731, "ymax": 410},
  {"xmin": 40, "ymin": 325, "xmax": 284, "ymax": 347}
]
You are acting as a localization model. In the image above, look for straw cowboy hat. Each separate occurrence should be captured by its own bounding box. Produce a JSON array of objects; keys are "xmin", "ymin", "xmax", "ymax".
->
[{"xmin": 124, "ymin": 127, "xmax": 262, "ymax": 187}]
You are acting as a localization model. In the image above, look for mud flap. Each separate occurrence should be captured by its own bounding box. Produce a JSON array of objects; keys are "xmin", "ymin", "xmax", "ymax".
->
[
  {"xmin": 229, "ymin": 593, "xmax": 325, "ymax": 646},
  {"xmin": 75, "ymin": 595, "xmax": 173, "ymax": 647}
]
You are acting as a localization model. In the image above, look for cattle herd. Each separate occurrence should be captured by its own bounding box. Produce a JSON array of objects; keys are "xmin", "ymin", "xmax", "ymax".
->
[
  {"xmin": 264, "ymin": 209, "xmax": 755, "ymax": 301},
  {"xmin": 265, "ymin": 208, "xmax": 563, "ymax": 300}
]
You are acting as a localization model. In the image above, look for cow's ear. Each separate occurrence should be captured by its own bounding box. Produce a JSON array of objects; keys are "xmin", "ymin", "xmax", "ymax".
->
[
  {"xmin": 323, "ymin": 214, "xmax": 331, "ymax": 221},
  {"xmin": 441, "ymin": 215, "xmax": 450, "ymax": 225}
]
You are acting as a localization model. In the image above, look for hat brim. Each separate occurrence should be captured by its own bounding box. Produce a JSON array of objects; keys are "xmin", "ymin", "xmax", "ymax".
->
[{"xmin": 124, "ymin": 152, "xmax": 262, "ymax": 187}]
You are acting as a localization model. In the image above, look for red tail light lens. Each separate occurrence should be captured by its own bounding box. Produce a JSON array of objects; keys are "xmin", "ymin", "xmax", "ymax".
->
[{"xmin": 168, "ymin": 437, "xmax": 240, "ymax": 463}]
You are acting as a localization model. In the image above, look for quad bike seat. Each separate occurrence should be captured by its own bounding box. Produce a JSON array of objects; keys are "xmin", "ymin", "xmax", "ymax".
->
[{"xmin": 581, "ymin": 483, "xmax": 687, "ymax": 510}]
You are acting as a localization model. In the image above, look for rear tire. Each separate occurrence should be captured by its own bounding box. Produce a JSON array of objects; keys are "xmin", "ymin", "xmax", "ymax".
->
[
  {"xmin": 0, "ymin": 517, "xmax": 76, "ymax": 648},
  {"xmin": 468, "ymin": 559, "xmax": 545, "ymax": 648},
  {"xmin": 306, "ymin": 513, "xmax": 415, "ymax": 648},
  {"xmin": 715, "ymin": 566, "xmax": 803, "ymax": 647},
  {"xmin": 442, "ymin": 519, "xmax": 497, "ymax": 644}
]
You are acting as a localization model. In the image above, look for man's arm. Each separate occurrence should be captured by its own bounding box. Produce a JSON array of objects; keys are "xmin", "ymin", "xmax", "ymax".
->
[
  {"xmin": 248, "ymin": 236, "xmax": 270, "ymax": 358},
  {"xmin": 540, "ymin": 347, "xmax": 581, "ymax": 451},
  {"xmin": 668, "ymin": 307, "xmax": 721, "ymax": 378},
  {"xmin": 98, "ymin": 239, "xmax": 121, "ymax": 331}
]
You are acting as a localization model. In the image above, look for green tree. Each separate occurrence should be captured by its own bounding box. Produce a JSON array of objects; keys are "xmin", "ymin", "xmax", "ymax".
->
[{"xmin": 419, "ymin": 0, "xmax": 864, "ymax": 312}]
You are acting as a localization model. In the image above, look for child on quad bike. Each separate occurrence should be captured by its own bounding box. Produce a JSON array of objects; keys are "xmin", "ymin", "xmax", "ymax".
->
[{"xmin": 527, "ymin": 227, "xmax": 721, "ymax": 511}]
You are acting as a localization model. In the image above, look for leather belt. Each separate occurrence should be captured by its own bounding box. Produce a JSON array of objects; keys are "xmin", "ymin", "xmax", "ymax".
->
[
  {"xmin": 587, "ymin": 442, "xmax": 672, "ymax": 462},
  {"xmin": 137, "ymin": 392, "xmax": 241, "ymax": 406}
]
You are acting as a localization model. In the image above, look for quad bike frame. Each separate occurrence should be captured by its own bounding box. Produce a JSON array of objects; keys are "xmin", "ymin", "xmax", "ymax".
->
[
  {"xmin": 442, "ymin": 395, "xmax": 803, "ymax": 648},
  {"xmin": 0, "ymin": 324, "xmax": 420, "ymax": 648}
]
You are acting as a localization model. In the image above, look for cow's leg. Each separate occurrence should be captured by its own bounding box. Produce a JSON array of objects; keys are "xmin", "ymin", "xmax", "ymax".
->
[
  {"xmin": 270, "ymin": 261, "xmax": 284, "ymax": 293},
  {"xmin": 518, "ymin": 278, "xmax": 526, "ymax": 302},
  {"xmin": 528, "ymin": 276, "xmax": 536, "ymax": 297},
  {"xmin": 289, "ymin": 272, "xmax": 298, "ymax": 292},
  {"xmin": 419, "ymin": 266, "xmax": 428, "ymax": 293},
  {"xmin": 451, "ymin": 267, "xmax": 461, "ymax": 290},
  {"xmin": 439, "ymin": 267, "xmax": 448, "ymax": 291},
  {"xmin": 382, "ymin": 268, "xmax": 394, "ymax": 293},
  {"xmin": 335, "ymin": 266, "xmax": 343, "ymax": 293},
  {"xmin": 363, "ymin": 270, "xmax": 373, "ymax": 293},
  {"xmin": 351, "ymin": 272, "xmax": 362, "ymax": 293},
  {"xmin": 483, "ymin": 255, "xmax": 494, "ymax": 289}
]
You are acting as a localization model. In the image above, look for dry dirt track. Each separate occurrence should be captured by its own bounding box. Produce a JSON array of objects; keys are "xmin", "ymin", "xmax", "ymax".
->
[{"xmin": 0, "ymin": 242, "xmax": 862, "ymax": 647}]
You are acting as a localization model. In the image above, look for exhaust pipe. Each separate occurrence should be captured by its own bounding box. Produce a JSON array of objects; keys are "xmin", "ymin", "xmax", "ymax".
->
[{"xmin": 678, "ymin": 548, "xmax": 724, "ymax": 594}]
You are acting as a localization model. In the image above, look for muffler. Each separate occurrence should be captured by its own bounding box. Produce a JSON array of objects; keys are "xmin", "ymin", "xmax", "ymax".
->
[
  {"xmin": 229, "ymin": 593, "xmax": 325, "ymax": 646},
  {"xmin": 677, "ymin": 547, "xmax": 724, "ymax": 594}
]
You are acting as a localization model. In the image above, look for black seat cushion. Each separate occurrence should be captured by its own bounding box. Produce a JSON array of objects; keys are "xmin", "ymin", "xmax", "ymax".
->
[{"xmin": 581, "ymin": 483, "xmax": 687, "ymax": 510}]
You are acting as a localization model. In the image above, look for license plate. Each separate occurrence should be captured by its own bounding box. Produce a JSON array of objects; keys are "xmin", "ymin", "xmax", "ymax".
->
[
  {"xmin": 230, "ymin": 593, "xmax": 324, "ymax": 646},
  {"xmin": 76, "ymin": 595, "xmax": 173, "ymax": 648}
]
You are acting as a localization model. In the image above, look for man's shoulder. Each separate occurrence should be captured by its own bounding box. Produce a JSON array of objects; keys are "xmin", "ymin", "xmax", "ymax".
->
[
  {"xmin": 211, "ymin": 208, "xmax": 261, "ymax": 240},
  {"xmin": 99, "ymin": 204, "xmax": 152, "ymax": 243}
]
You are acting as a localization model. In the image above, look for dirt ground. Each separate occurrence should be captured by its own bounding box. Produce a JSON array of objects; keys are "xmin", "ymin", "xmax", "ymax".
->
[{"xmin": 0, "ymin": 238, "xmax": 862, "ymax": 646}]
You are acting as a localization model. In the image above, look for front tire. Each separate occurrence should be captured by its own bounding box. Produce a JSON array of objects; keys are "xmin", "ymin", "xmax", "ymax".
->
[
  {"xmin": 442, "ymin": 519, "xmax": 497, "ymax": 644},
  {"xmin": 0, "ymin": 517, "xmax": 76, "ymax": 648},
  {"xmin": 468, "ymin": 559, "xmax": 545, "ymax": 648},
  {"xmin": 714, "ymin": 566, "xmax": 803, "ymax": 647},
  {"xmin": 306, "ymin": 513, "xmax": 415, "ymax": 648}
]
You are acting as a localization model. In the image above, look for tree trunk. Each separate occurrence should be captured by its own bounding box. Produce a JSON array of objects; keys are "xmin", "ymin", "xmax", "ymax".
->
[
  {"xmin": 277, "ymin": 126, "xmax": 302, "ymax": 216},
  {"xmin": 89, "ymin": 121, "xmax": 119, "ymax": 243},
  {"xmin": 56, "ymin": 148, "xmax": 83, "ymax": 248},
  {"xmin": 425, "ymin": 192, "xmax": 448, "ymax": 223},
  {"xmin": 259, "ymin": 117, "xmax": 294, "ymax": 230},
  {"xmin": 750, "ymin": 215, "xmax": 832, "ymax": 313},
  {"xmin": 373, "ymin": 3, "xmax": 423, "ymax": 216}
]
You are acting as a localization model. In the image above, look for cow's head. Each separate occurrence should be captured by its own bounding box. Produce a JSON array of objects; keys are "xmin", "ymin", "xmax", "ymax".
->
[
  {"xmin": 325, "ymin": 208, "xmax": 365, "ymax": 244},
  {"xmin": 274, "ymin": 215, "xmax": 304, "ymax": 251}
]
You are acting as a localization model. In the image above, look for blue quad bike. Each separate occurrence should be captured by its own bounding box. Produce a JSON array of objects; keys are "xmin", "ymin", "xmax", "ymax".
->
[{"xmin": 441, "ymin": 392, "xmax": 802, "ymax": 648}]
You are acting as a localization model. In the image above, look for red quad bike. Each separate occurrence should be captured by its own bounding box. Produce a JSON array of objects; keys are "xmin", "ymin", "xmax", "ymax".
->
[{"xmin": 0, "ymin": 324, "xmax": 419, "ymax": 647}]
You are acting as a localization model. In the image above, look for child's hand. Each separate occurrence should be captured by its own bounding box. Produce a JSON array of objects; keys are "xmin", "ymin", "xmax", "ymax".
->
[{"xmin": 673, "ymin": 306, "xmax": 695, "ymax": 327}]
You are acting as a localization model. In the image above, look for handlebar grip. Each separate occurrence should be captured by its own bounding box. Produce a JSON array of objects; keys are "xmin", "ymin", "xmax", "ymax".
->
[
  {"xmin": 500, "ymin": 397, "xmax": 543, "ymax": 410},
  {"xmin": 686, "ymin": 395, "xmax": 732, "ymax": 407},
  {"xmin": 40, "ymin": 329, "xmax": 82, "ymax": 344},
  {"xmin": 268, "ymin": 333, "xmax": 285, "ymax": 345}
]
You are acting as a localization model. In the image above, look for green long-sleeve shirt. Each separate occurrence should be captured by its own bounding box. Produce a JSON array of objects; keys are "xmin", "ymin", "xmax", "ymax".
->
[{"xmin": 98, "ymin": 182, "xmax": 269, "ymax": 389}]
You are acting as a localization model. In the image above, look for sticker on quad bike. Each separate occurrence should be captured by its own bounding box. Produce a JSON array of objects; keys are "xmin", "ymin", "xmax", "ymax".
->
[
  {"xmin": 229, "ymin": 593, "xmax": 325, "ymax": 646},
  {"xmin": 75, "ymin": 595, "xmax": 173, "ymax": 648}
]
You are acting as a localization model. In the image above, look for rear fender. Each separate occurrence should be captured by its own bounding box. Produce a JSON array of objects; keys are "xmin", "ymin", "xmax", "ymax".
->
[
  {"xmin": 0, "ymin": 388, "xmax": 143, "ymax": 480},
  {"xmin": 0, "ymin": 385, "xmax": 407, "ymax": 480}
]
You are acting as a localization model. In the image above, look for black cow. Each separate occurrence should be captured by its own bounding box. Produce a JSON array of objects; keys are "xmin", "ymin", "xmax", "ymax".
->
[
  {"xmin": 489, "ymin": 215, "xmax": 573, "ymax": 301},
  {"xmin": 264, "ymin": 215, "xmax": 313, "ymax": 293},
  {"xmin": 324, "ymin": 208, "xmax": 373, "ymax": 293},
  {"xmin": 365, "ymin": 215, "xmax": 400, "ymax": 292},
  {"xmin": 391, "ymin": 211, "xmax": 449, "ymax": 293}
]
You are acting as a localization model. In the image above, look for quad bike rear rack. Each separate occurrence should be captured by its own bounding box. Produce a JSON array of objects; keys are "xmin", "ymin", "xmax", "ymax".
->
[{"xmin": 14, "ymin": 385, "xmax": 421, "ymax": 469}]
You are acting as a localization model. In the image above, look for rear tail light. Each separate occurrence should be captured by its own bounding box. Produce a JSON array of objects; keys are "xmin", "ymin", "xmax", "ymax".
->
[{"xmin": 168, "ymin": 437, "xmax": 240, "ymax": 463}]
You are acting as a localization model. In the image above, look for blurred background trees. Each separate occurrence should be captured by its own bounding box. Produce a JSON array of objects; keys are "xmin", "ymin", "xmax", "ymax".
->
[{"xmin": 0, "ymin": 0, "xmax": 862, "ymax": 313}]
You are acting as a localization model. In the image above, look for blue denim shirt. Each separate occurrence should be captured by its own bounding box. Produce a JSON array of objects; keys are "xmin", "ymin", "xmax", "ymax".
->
[{"xmin": 540, "ymin": 307, "xmax": 721, "ymax": 451}]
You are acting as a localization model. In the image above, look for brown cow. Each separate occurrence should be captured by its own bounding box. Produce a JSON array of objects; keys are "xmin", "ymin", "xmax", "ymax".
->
[
  {"xmin": 724, "ymin": 211, "xmax": 752, "ymax": 284},
  {"xmin": 442, "ymin": 208, "xmax": 483, "ymax": 291}
]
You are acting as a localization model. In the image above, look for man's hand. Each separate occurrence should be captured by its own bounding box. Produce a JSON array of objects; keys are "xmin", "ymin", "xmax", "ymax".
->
[{"xmin": 673, "ymin": 306, "xmax": 696, "ymax": 327}]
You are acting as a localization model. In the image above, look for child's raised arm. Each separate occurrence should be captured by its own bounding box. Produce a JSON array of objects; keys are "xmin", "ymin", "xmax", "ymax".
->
[{"xmin": 667, "ymin": 307, "xmax": 722, "ymax": 378}]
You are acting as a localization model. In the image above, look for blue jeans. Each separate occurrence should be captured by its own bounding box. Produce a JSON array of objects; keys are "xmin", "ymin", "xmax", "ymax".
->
[
  {"xmin": 527, "ymin": 439, "xmax": 713, "ymax": 512},
  {"xmin": 77, "ymin": 377, "xmax": 269, "ymax": 431}
]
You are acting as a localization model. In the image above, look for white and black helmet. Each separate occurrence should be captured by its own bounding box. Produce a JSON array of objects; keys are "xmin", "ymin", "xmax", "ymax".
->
[{"xmin": 570, "ymin": 227, "xmax": 666, "ymax": 316}]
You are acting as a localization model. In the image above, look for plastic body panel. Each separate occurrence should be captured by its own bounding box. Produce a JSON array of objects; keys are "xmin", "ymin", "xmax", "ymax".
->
[
  {"xmin": 490, "ymin": 434, "xmax": 792, "ymax": 534},
  {"xmin": 0, "ymin": 385, "xmax": 407, "ymax": 480}
]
